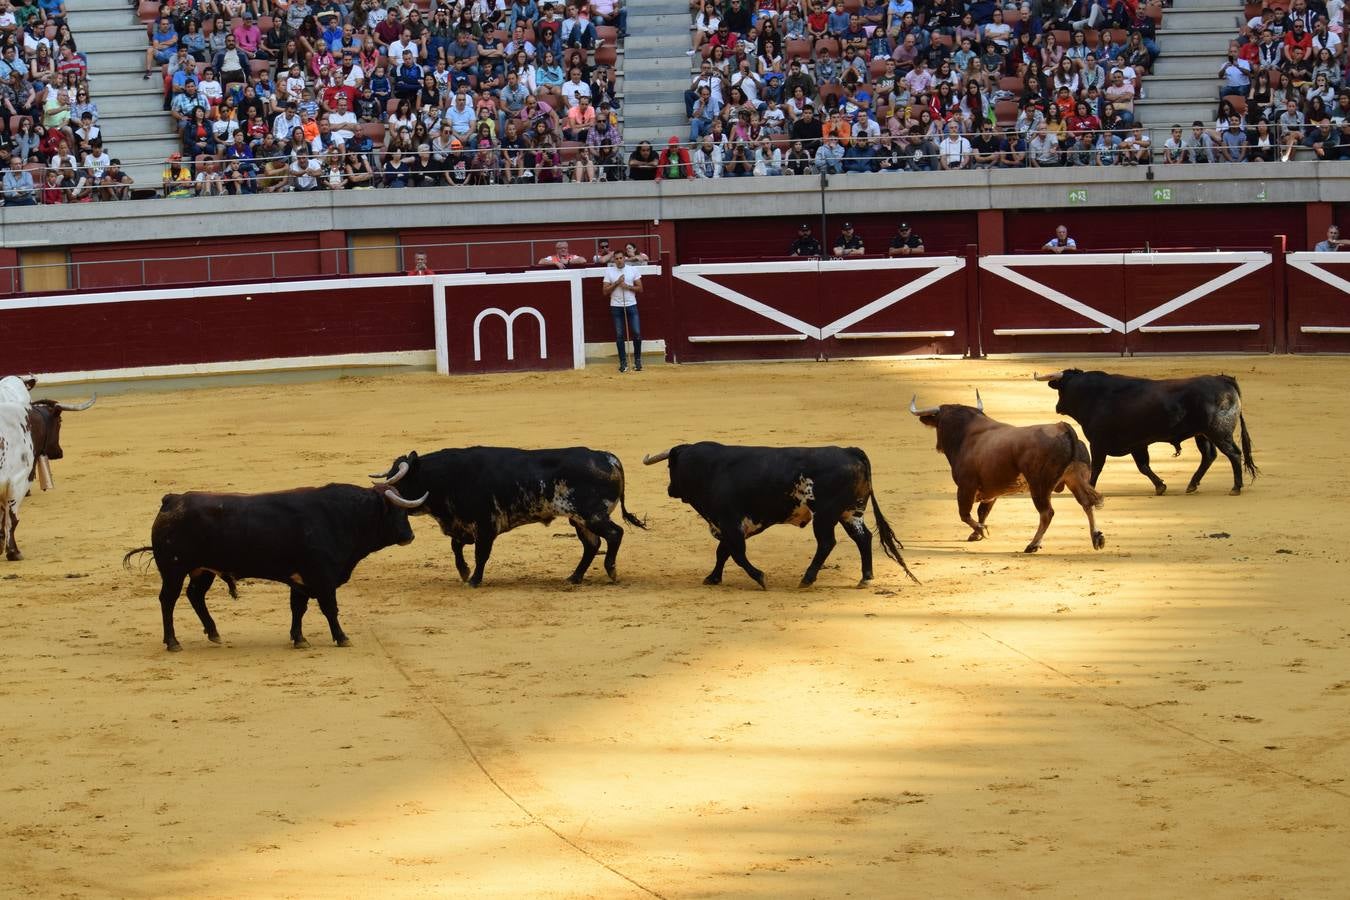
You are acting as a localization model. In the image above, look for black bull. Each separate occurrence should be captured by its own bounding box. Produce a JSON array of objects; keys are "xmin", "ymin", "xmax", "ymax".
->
[
  {"xmin": 369, "ymin": 447, "xmax": 646, "ymax": 586},
  {"xmin": 1037, "ymin": 369, "xmax": 1258, "ymax": 495},
  {"xmin": 643, "ymin": 442, "xmax": 917, "ymax": 588},
  {"xmin": 124, "ymin": 483, "xmax": 427, "ymax": 651}
]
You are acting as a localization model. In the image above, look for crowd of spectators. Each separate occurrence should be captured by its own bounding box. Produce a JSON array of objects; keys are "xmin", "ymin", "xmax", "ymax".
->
[
  {"xmin": 671, "ymin": 0, "xmax": 1164, "ymax": 175},
  {"xmin": 149, "ymin": 0, "xmax": 627, "ymax": 196},
  {"xmin": 1183, "ymin": 0, "xmax": 1350, "ymax": 162},
  {"xmin": 0, "ymin": 0, "xmax": 136, "ymax": 206}
]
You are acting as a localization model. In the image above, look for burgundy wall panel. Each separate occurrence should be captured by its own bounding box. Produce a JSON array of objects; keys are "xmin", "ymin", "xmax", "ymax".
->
[
  {"xmin": 818, "ymin": 264, "xmax": 968, "ymax": 358},
  {"xmin": 1003, "ymin": 207, "xmax": 1306, "ymax": 254},
  {"xmin": 670, "ymin": 267, "xmax": 821, "ymax": 363},
  {"xmin": 0, "ymin": 284, "xmax": 433, "ymax": 373},
  {"xmin": 442, "ymin": 280, "xmax": 576, "ymax": 374},
  {"xmin": 1124, "ymin": 260, "xmax": 1274, "ymax": 354},
  {"xmin": 675, "ymin": 213, "xmax": 980, "ymax": 263},
  {"xmin": 1287, "ymin": 257, "xmax": 1350, "ymax": 353},
  {"xmin": 979, "ymin": 261, "xmax": 1127, "ymax": 355},
  {"xmin": 578, "ymin": 272, "xmax": 668, "ymax": 345}
]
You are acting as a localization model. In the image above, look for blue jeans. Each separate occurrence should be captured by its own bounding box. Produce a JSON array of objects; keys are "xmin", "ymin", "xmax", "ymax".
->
[{"xmin": 611, "ymin": 304, "xmax": 641, "ymax": 367}]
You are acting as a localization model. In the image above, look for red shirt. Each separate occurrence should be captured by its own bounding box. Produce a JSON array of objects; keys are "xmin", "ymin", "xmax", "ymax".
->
[
  {"xmin": 322, "ymin": 84, "xmax": 357, "ymax": 110},
  {"xmin": 406, "ymin": 266, "xmax": 437, "ymax": 275}
]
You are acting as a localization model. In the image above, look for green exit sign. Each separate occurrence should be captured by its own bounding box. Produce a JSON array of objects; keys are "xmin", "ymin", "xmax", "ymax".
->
[
  {"xmin": 1068, "ymin": 189, "xmax": 1088, "ymax": 204},
  {"xmin": 1152, "ymin": 187, "xmax": 1174, "ymax": 202}
]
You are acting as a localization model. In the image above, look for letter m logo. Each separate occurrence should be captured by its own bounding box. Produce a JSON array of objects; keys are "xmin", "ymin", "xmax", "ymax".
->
[{"xmin": 472, "ymin": 306, "xmax": 548, "ymax": 362}]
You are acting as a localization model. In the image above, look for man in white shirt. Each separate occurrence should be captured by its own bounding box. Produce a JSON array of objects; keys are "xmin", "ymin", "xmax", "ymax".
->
[
  {"xmin": 388, "ymin": 28, "xmax": 419, "ymax": 65},
  {"xmin": 290, "ymin": 151, "xmax": 322, "ymax": 190},
  {"xmin": 327, "ymin": 93, "xmax": 357, "ymax": 145},
  {"xmin": 938, "ymin": 121, "xmax": 971, "ymax": 169},
  {"xmin": 442, "ymin": 89, "xmax": 475, "ymax": 139},
  {"xmin": 1042, "ymin": 225, "xmax": 1078, "ymax": 253},
  {"xmin": 560, "ymin": 66, "xmax": 590, "ymax": 108},
  {"xmin": 273, "ymin": 101, "xmax": 302, "ymax": 141},
  {"xmin": 603, "ymin": 252, "xmax": 644, "ymax": 372}
]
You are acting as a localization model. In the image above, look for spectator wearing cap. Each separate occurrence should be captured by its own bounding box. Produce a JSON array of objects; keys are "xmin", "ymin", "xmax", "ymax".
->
[
  {"xmin": 833, "ymin": 222, "xmax": 865, "ymax": 257},
  {"xmin": 234, "ymin": 12, "xmax": 262, "ymax": 57},
  {"xmin": 789, "ymin": 223, "xmax": 823, "ymax": 257},
  {"xmin": 888, "ymin": 222, "xmax": 924, "ymax": 256},
  {"xmin": 655, "ymin": 135, "xmax": 694, "ymax": 179},
  {"xmin": 162, "ymin": 152, "xmax": 193, "ymax": 198}
]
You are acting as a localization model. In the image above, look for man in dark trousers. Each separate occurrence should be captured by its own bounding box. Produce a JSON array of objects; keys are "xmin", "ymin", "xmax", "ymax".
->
[
  {"xmin": 788, "ymin": 223, "xmax": 822, "ymax": 257},
  {"xmin": 603, "ymin": 251, "xmax": 644, "ymax": 372}
]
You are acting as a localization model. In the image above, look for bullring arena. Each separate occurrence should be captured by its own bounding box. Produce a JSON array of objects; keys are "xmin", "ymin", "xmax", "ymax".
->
[{"xmin": 3, "ymin": 353, "xmax": 1348, "ymax": 898}]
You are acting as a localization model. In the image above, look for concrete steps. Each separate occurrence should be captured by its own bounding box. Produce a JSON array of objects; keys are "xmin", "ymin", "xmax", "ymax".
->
[
  {"xmin": 1151, "ymin": 52, "xmax": 1230, "ymax": 77},
  {"xmin": 1143, "ymin": 73, "xmax": 1224, "ymax": 99},
  {"xmin": 618, "ymin": 0, "xmax": 696, "ymax": 144},
  {"xmin": 68, "ymin": 0, "xmax": 180, "ymax": 190}
]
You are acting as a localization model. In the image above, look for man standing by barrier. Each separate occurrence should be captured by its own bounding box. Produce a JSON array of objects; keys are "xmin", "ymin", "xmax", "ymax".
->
[{"xmin": 603, "ymin": 251, "xmax": 643, "ymax": 372}]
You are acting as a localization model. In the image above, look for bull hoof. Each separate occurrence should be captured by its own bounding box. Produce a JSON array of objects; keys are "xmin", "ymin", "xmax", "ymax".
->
[
  {"xmin": 605, "ymin": 566, "xmax": 618, "ymax": 583},
  {"xmin": 566, "ymin": 573, "xmax": 585, "ymax": 586},
  {"xmin": 1092, "ymin": 531, "xmax": 1106, "ymax": 550},
  {"xmin": 206, "ymin": 633, "xmax": 221, "ymax": 644},
  {"xmin": 967, "ymin": 531, "xmax": 984, "ymax": 542},
  {"xmin": 1023, "ymin": 544, "xmax": 1041, "ymax": 554},
  {"xmin": 1229, "ymin": 488, "xmax": 1242, "ymax": 496},
  {"xmin": 798, "ymin": 577, "xmax": 815, "ymax": 589},
  {"xmin": 455, "ymin": 568, "xmax": 470, "ymax": 583},
  {"xmin": 166, "ymin": 641, "xmax": 182, "ymax": 653},
  {"xmin": 1155, "ymin": 483, "xmax": 1167, "ymax": 496},
  {"xmin": 752, "ymin": 575, "xmax": 767, "ymax": 590},
  {"xmin": 467, "ymin": 578, "xmax": 482, "ymax": 588},
  {"xmin": 336, "ymin": 638, "xmax": 352, "ymax": 648},
  {"xmin": 5, "ymin": 550, "xmax": 21, "ymax": 561},
  {"xmin": 702, "ymin": 574, "xmax": 722, "ymax": 586},
  {"xmin": 293, "ymin": 638, "xmax": 310, "ymax": 650}
]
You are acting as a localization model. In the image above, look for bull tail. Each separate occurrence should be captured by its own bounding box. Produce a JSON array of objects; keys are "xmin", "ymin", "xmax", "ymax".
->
[
  {"xmin": 615, "ymin": 462, "xmax": 647, "ymax": 530},
  {"xmin": 854, "ymin": 449, "xmax": 919, "ymax": 584},
  {"xmin": 1062, "ymin": 425, "xmax": 1104, "ymax": 510},
  {"xmin": 122, "ymin": 546, "xmax": 154, "ymax": 572},
  {"xmin": 1238, "ymin": 411, "xmax": 1258, "ymax": 481},
  {"xmin": 1223, "ymin": 376, "xmax": 1259, "ymax": 481}
]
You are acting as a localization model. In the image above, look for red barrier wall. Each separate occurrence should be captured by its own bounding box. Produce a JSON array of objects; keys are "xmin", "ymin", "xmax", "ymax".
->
[
  {"xmin": 669, "ymin": 259, "xmax": 968, "ymax": 362},
  {"xmin": 442, "ymin": 280, "xmax": 576, "ymax": 374},
  {"xmin": 0, "ymin": 282, "xmax": 433, "ymax": 373},
  {"xmin": 979, "ymin": 257, "xmax": 1128, "ymax": 356},
  {"xmin": 1287, "ymin": 253, "xmax": 1350, "ymax": 353}
]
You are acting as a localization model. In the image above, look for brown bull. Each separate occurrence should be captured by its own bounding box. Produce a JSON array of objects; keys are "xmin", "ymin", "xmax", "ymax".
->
[{"xmin": 910, "ymin": 393, "xmax": 1106, "ymax": 553}]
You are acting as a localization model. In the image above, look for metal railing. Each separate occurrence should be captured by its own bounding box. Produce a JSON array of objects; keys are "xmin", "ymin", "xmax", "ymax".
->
[{"xmin": 3, "ymin": 233, "xmax": 664, "ymax": 296}]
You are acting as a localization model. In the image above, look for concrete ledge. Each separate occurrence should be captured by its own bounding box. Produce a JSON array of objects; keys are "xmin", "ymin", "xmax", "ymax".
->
[{"xmin": 1, "ymin": 162, "xmax": 1345, "ymax": 247}]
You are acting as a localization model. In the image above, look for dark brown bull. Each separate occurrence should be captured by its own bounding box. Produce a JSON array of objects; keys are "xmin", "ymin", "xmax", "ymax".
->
[{"xmin": 910, "ymin": 393, "xmax": 1106, "ymax": 553}]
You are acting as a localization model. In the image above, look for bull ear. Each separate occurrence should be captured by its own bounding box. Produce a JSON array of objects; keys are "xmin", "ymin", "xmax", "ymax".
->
[{"xmin": 408, "ymin": 450, "xmax": 419, "ymax": 463}]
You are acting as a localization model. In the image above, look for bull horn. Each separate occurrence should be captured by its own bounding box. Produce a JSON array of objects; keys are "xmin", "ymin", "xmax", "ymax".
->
[
  {"xmin": 975, "ymin": 390, "xmax": 984, "ymax": 413},
  {"xmin": 1033, "ymin": 370, "xmax": 1064, "ymax": 382},
  {"xmin": 383, "ymin": 488, "xmax": 429, "ymax": 509},
  {"xmin": 56, "ymin": 394, "xmax": 96, "ymax": 412},
  {"xmin": 909, "ymin": 395, "xmax": 940, "ymax": 416},
  {"xmin": 642, "ymin": 449, "xmax": 671, "ymax": 465},
  {"xmin": 371, "ymin": 460, "xmax": 409, "ymax": 485}
]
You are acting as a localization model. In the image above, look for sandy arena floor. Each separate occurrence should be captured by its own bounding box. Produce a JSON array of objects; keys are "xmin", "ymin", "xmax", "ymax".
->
[{"xmin": 1, "ymin": 356, "xmax": 1347, "ymax": 898}]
